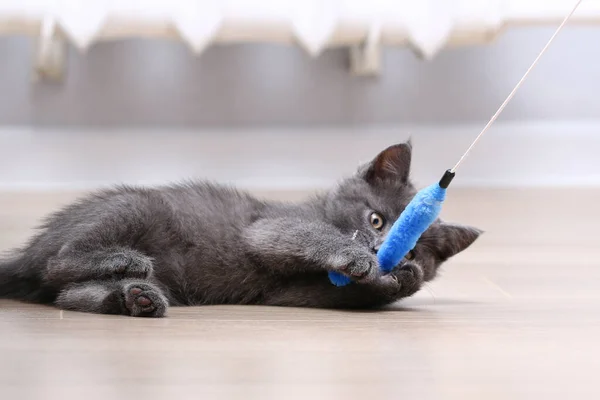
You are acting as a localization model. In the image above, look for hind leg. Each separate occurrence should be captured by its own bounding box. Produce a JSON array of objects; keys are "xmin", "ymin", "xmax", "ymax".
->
[
  {"xmin": 44, "ymin": 246, "xmax": 154, "ymax": 287},
  {"xmin": 55, "ymin": 279, "xmax": 168, "ymax": 317}
]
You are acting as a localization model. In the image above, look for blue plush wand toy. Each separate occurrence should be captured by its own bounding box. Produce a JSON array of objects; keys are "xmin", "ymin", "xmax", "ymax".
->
[
  {"xmin": 328, "ymin": 0, "xmax": 581, "ymax": 287},
  {"xmin": 328, "ymin": 170, "xmax": 454, "ymax": 286}
]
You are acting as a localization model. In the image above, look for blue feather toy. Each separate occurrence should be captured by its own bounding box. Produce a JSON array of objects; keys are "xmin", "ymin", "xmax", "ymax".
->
[{"xmin": 328, "ymin": 170, "xmax": 454, "ymax": 287}]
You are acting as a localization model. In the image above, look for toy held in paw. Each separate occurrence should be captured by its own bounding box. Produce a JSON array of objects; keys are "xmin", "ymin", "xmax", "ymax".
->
[{"xmin": 328, "ymin": 170, "xmax": 454, "ymax": 287}]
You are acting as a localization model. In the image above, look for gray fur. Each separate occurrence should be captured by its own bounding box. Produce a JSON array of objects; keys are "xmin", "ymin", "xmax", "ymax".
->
[{"xmin": 0, "ymin": 142, "xmax": 481, "ymax": 317}]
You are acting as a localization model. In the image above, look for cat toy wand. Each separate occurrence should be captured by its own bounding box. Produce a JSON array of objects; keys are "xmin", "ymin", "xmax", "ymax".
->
[{"xmin": 329, "ymin": 0, "xmax": 583, "ymax": 286}]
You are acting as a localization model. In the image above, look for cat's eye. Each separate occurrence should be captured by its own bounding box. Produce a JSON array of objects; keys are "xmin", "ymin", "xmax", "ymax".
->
[
  {"xmin": 405, "ymin": 250, "xmax": 415, "ymax": 260},
  {"xmin": 369, "ymin": 212, "xmax": 385, "ymax": 231}
]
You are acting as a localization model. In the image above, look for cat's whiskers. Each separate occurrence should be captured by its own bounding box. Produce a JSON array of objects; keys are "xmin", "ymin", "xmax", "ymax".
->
[{"xmin": 423, "ymin": 283, "xmax": 437, "ymax": 304}]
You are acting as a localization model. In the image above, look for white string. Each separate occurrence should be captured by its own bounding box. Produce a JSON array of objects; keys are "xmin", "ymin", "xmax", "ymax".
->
[{"xmin": 451, "ymin": 0, "xmax": 583, "ymax": 173}]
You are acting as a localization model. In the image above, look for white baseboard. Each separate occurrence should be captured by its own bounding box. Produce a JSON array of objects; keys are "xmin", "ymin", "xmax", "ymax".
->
[{"xmin": 0, "ymin": 120, "xmax": 599, "ymax": 191}]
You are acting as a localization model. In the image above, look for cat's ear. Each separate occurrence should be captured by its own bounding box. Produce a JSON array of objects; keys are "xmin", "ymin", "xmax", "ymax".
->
[
  {"xmin": 358, "ymin": 141, "xmax": 412, "ymax": 185},
  {"xmin": 427, "ymin": 223, "xmax": 483, "ymax": 261}
]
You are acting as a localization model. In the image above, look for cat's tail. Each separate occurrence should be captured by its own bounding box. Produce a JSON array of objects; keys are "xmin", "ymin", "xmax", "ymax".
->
[{"xmin": 0, "ymin": 252, "xmax": 43, "ymax": 301}]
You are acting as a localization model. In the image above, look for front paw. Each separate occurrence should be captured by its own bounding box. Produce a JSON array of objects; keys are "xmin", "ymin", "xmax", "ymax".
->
[
  {"xmin": 329, "ymin": 247, "xmax": 379, "ymax": 283},
  {"xmin": 387, "ymin": 262, "xmax": 424, "ymax": 298}
]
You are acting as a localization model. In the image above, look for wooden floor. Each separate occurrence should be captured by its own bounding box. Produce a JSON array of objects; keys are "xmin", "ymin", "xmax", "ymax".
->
[{"xmin": 1, "ymin": 188, "xmax": 599, "ymax": 399}]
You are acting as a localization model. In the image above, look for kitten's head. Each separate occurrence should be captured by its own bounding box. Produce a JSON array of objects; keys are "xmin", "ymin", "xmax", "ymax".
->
[{"xmin": 324, "ymin": 140, "xmax": 481, "ymax": 281}]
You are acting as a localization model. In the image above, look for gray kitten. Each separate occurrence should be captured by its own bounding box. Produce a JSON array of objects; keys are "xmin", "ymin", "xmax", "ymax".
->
[{"xmin": 0, "ymin": 141, "xmax": 480, "ymax": 317}]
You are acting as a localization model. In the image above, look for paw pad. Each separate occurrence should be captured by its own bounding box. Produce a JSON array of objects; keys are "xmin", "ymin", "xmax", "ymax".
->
[
  {"xmin": 122, "ymin": 282, "xmax": 167, "ymax": 318},
  {"xmin": 135, "ymin": 295, "xmax": 152, "ymax": 307}
]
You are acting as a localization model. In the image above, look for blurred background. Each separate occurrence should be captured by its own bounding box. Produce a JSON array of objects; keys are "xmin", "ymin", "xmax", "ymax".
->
[{"xmin": 0, "ymin": 0, "xmax": 599, "ymax": 192}]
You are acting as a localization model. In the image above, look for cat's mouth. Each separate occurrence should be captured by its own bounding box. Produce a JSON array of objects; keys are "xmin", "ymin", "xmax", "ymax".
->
[{"xmin": 370, "ymin": 241, "xmax": 383, "ymax": 254}]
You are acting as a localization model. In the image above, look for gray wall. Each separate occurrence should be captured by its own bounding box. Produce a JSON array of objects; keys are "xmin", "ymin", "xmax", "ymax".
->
[{"xmin": 1, "ymin": 25, "xmax": 599, "ymax": 128}]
